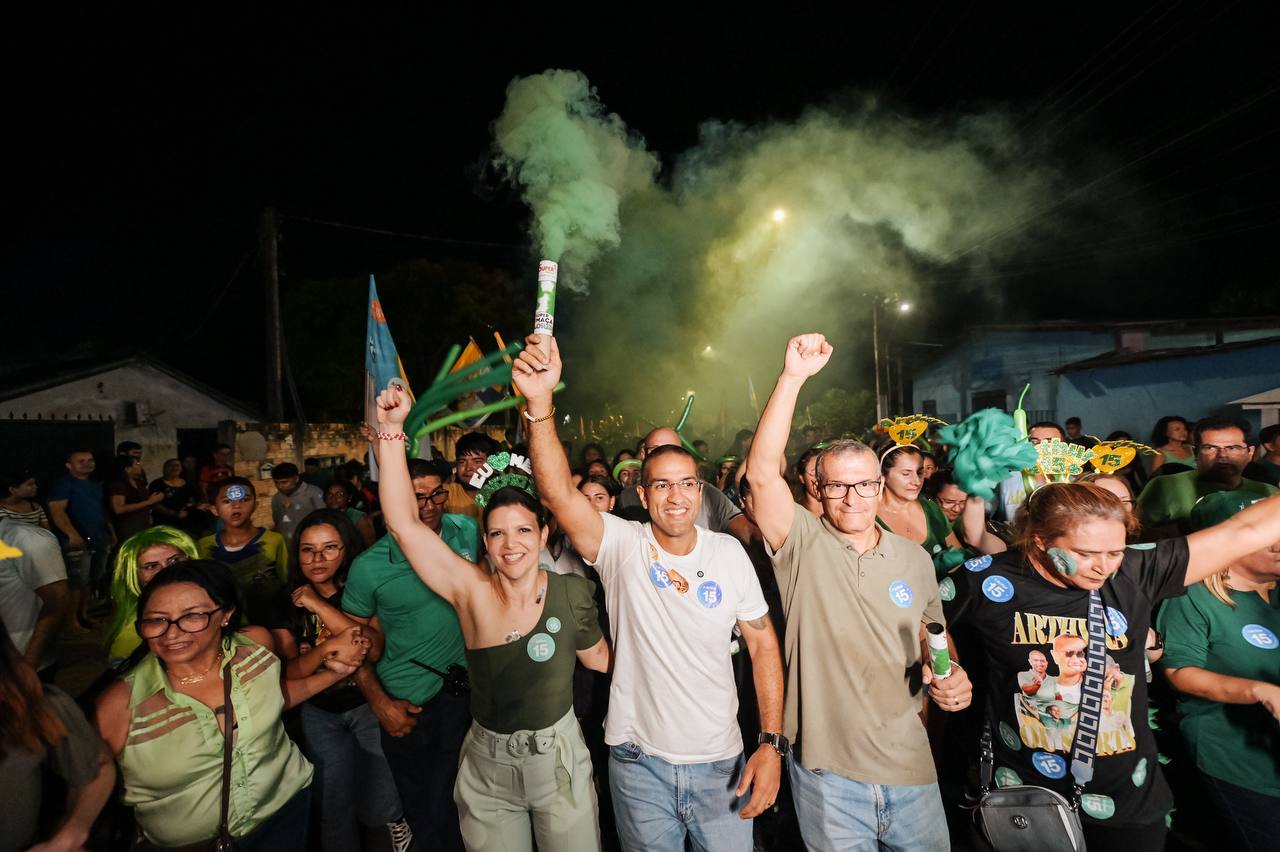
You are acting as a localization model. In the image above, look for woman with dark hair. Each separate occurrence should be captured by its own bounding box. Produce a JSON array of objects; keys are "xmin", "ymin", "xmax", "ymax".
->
[
  {"xmin": 282, "ymin": 508, "xmax": 410, "ymax": 852},
  {"xmin": 580, "ymin": 442, "xmax": 605, "ymax": 469},
  {"xmin": 105, "ymin": 525, "xmax": 200, "ymax": 662},
  {"xmin": 0, "ymin": 617, "xmax": 115, "ymax": 852},
  {"xmin": 0, "ymin": 470, "xmax": 50, "ymax": 529},
  {"xmin": 948, "ymin": 483, "xmax": 1280, "ymax": 851},
  {"xmin": 148, "ymin": 457, "xmax": 208, "ymax": 537},
  {"xmin": 1149, "ymin": 416, "xmax": 1195, "ymax": 474},
  {"xmin": 324, "ymin": 480, "xmax": 377, "ymax": 548},
  {"xmin": 95, "ymin": 560, "xmax": 352, "ymax": 851},
  {"xmin": 376, "ymin": 386, "xmax": 610, "ymax": 852},
  {"xmin": 924, "ymin": 468, "xmax": 1008, "ymax": 555},
  {"xmin": 107, "ymin": 454, "xmax": 164, "ymax": 541},
  {"xmin": 876, "ymin": 445, "xmax": 963, "ymax": 565}
]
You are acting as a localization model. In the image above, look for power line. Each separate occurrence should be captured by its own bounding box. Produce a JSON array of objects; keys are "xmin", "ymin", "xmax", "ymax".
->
[{"xmin": 284, "ymin": 214, "xmax": 525, "ymax": 251}]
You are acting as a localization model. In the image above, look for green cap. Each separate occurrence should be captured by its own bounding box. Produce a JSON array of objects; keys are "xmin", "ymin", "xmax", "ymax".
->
[
  {"xmin": 1188, "ymin": 490, "xmax": 1264, "ymax": 532},
  {"xmin": 611, "ymin": 459, "xmax": 641, "ymax": 480}
]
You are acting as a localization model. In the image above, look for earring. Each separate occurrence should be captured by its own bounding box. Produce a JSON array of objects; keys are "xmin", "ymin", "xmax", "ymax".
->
[
  {"xmin": 222, "ymin": 622, "xmax": 229, "ymax": 627},
  {"xmin": 1047, "ymin": 547, "xmax": 1077, "ymax": 576}
]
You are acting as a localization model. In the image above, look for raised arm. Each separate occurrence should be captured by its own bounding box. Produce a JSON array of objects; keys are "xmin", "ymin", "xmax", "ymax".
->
[
  {"xmin": 746, "ymin": 334, "xmax": 833, "ymax": 551},
  {"xmin": 511, "ymin": 334, "xmax": 605, "ymax": 562},
  {"xmin": 1184, "ymin": 493, "xmax": 1280, "ymax": 586},
  {"xmin": 374, "ymin": 386, "xmax": 486, "ymax": 607},
  {"xmin": 961, "ymin": 496, "xmax": 1007, "ymax": 554}
]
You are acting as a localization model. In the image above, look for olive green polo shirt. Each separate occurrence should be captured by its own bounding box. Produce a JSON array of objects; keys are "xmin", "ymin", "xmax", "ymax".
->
[{"xmin": 767, "ymin": 509, "xmax": 943, "ymax": 786}]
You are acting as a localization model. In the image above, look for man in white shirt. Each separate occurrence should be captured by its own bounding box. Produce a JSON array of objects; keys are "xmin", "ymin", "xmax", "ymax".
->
[
  {"xmin": 513, "ymin": 334, "xmax": 786, "ymax": 852},
  {"xmin": 0, "ymin": 517, "xmax": 69, "ymax": 673}
]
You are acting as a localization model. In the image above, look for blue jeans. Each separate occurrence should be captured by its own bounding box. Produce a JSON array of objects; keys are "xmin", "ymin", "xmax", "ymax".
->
[
  {"xmin": 788, "ymin": 756, "xmax": 949, "ymax": 852},
  {"xmin": 239, "ymin": 786, "xmax": 311, "ymax": 852},
  {"xmin": 379, "ymin": 688, "xmax": 470, "ymax": 852},
  {"xmin": 301, "ymin": 701, "xmax": 403, "ymax": 852},
  {"xmin": 607, "ymin": 741, "xmax": 754, "ymax": 852}
]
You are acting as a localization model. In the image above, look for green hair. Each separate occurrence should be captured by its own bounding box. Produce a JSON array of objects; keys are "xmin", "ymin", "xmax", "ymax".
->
[{"xmin": 105, "ymin": 526, "xmax": 200, "ymax": 654}]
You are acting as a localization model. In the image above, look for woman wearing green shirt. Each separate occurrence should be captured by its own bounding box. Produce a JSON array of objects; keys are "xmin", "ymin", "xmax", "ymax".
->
[
  {"xmin": 96, "ymin": 560, "xmax": 356, "ymax": 850},
  {"xmin": 375, "ymin": 386, "xmax": 611, "ymax": 852},
  {"xmin": 1157, "ymin": 491, "xmax": 1280, "ymax": 851}
]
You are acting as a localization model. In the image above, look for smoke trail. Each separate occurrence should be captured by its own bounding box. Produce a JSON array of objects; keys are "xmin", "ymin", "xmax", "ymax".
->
[
  {"xmin": 493, "ymin": 73, "xmax": 1060, "ymax": 441},
  {"xmin": 493, "ymin": 69, "xmax": 658, "ymax": 292}
]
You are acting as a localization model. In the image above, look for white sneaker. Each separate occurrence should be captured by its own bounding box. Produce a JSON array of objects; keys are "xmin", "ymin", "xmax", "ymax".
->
[{"xmin": 387, "ymin": 817, "xmax": 414, "ymax": 852}]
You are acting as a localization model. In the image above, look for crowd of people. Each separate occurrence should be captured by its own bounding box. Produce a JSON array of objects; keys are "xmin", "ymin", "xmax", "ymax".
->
[{"xmin": 2, "ymin": 331, "xmax": 1279, "ymax": 852}]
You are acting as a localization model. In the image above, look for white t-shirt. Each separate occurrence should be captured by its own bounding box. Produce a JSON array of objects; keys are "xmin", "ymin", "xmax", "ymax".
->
[
  {"xmin": 586, "ymin": 513, "xmax": 768, "ymax": 764},
  {"xmin": 0, "ymin": 519, "xmax": 67, "ymax": 667}
]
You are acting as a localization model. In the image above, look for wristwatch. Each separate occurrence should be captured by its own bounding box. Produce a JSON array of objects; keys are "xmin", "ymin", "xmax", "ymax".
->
[{"xmin": 758, "ymin": 732, "xmax": 790, "ymax": 756}]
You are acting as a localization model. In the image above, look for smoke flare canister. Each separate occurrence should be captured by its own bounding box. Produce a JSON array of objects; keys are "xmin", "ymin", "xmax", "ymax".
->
[
  {"xmin": 533, "ymin": 260, "xmax": 558, "ymax": 357},
  {"xmin": 926, "ymin": 622, "xmax": 952, "ymax": 679}
]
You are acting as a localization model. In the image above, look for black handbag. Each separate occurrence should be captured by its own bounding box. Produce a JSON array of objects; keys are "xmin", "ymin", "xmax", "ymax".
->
[{"xmin": 972, "ymin": 588, "xmax": 1109, "ymax": 852}]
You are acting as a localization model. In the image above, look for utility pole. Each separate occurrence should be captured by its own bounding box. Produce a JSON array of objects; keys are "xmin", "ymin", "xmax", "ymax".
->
[
  {"xmin": 872, "ymin": 299, "xmax": 882, "ymax": 422},
  {"xmin": 261, "ymin": 207, "xmax": 284, "ymax": 422}
]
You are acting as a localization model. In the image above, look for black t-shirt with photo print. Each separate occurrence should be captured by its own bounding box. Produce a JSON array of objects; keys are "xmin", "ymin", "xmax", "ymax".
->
[{"xmin": 945, "ymin": 539, "xmax": 1189, "ymax": 829}]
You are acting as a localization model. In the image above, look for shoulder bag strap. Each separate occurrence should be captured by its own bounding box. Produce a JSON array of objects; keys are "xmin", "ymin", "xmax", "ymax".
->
[
  {"xmin": 216, "ymin": 660, "xmax": 236, "ymax": 848},
  {"xmin": 979, "ymin": 699, "xmax": 995, "ymax": 794},
  {"xmin": 1066, "ymin": 587, "xmax": 1108, "ymax": 801}
]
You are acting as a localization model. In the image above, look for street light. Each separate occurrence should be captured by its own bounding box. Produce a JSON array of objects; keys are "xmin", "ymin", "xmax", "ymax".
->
[
  {"xmin": 871, "ymin": 295, "xmax": 911, "ymax": 421},
  {"xmin": 771, "ymin": 208, "xmax": 787, "ymax": 223}
]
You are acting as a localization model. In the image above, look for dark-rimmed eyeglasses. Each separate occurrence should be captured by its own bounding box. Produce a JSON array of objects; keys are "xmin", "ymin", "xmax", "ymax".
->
[
  {"xmin": 415, "ymin": 488, "xmax": 449, "ymax": 506},
  {"xmin": 299, "ymin": 543, "xmax": 345, "ymax": 561},
  {"xmin": 1196, "ymin": 444, "xmax": 1249, "ymax": 456},
  {"xmin": 138, "ymin": 607, "xmax": 224, "ymax": 639},
  {"xmin": 820, "ymin": 479, "xmax": 883, "ymax": 499}
]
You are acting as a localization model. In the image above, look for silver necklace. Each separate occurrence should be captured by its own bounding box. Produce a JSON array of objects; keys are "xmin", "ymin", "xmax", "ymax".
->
[{"xmin": 502, "ymin": 583, "xmax": 546, "ymax": 644}]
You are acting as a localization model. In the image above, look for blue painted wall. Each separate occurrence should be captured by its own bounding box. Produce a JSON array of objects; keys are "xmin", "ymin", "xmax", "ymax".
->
[
  {"xmin": 1056, "ymin": 341, "xmax": 1280, "ymax": 440},
  {"xmin": 912, "ymin": 326, "xmax": 1280, "ymax": 428}
]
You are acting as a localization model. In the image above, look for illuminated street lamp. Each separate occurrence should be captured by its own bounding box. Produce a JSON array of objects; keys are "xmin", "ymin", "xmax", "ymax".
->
[
  {"xmin": 872, "ymin": 296, "xmax": 911, "ymax": 421},
  {"xmin": 771, "ymin": 208, "xmax": 787, "ymax": 223}
]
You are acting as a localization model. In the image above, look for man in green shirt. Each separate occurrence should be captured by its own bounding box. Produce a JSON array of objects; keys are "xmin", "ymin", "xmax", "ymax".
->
[
  {"xmin": 343, "ymin": 458, "xmax": 477, "ymax": 852},
  {"xmin": 1137, "ymin": 417, "xmax": 1278, "ymax": 536}
]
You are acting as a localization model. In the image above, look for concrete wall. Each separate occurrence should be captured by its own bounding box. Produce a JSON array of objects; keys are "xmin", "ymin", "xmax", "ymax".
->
[
  {"xmin": 1, "ymin": 362, "xmax": 256, "ymax": 475},
  {"xmin": 912, "ymin": 330, "xmax": 1114, "ymax": 423},
  {"xmin": 1056, "ymin": 341, "xmax": 1280, "ymax": 440}
]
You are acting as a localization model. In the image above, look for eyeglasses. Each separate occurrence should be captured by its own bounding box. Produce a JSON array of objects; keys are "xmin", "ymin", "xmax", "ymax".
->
[
  {"xmin": 140, "ymin": 553, "xmax": 187, "ymax": 574},
  {"xmin": 1062, "ymin": 648, "xmax": 1086, "ymax": 659},
  {"xmin": 820, "ymin": 479, "xmax": 883, "ymax": 499},
  {"xmin": 415, "ymin": 488, "xmax": 449, "ymax": 506},
  {"xmin": 937, "ymin": 497, "xmax": 968, "ymax": 511},
  {"xmin": 645, "ymin": 478, "xmax": 703, "ymax": 494},
  {"xmin": 1028, "ymin": 437, "xmax": 1056, "ymax": 446},
  {"xmin": 299, "ymin": 543, "xmax": 345, "ymax": 561},
  {"xmin": 1196, "ymin": 444, "xmax": 1249, "ymax": 456},
  {"xmin": 138, "ymin": 607, "xmax": 224, "ymax": 639}
]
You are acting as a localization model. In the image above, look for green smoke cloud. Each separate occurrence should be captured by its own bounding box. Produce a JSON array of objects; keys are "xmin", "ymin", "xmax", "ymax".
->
[
  {"xmin": 493, "ymin": 69, "xmax": 657, "ymax": 291},
  {"xmin": 493, "ymin": 72, "xmax": 1059, "ymax": 444}
]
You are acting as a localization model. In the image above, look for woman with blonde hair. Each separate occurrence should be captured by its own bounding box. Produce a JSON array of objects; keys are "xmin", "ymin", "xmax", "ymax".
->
[{"xmin": 1157, "ymin": 490, "xmax": 1280, "ymax": 851}]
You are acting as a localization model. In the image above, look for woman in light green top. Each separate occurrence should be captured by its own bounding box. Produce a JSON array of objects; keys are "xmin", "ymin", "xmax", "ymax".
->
[
  {"xmin": 104, "ymin": 526, "xmax": 200, "ymax": 663},
  {"xmin": 96, "ymin": 560, "xmax": 368, "ymax": 850},
  {"xmin": 375, "ymin": 386, "xmax": 611, "ymax": 852},
  {"xmin": 1149, "ymin": 415, "xmax": 1195, "ymax": 473}
]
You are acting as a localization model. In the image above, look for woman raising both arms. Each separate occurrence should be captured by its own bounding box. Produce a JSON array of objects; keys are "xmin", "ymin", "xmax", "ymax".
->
[{"xmin": 373, "ymin": 386, "xmax": 611, "ymax": 852}]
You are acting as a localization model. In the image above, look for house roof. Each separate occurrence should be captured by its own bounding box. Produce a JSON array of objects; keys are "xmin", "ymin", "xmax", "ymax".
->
[
  {"xmin": 1232, "ymin": 387, "xmax": 1280, "ymax": 406},
  {"xmin": 0, "ymin": 354, "xmax": 261, "ymax": 418},
  {"xmin": 1053, "ymin": 335, "xmax": 1280, "ymax": 374},
  {"xmin": 968, "ymin": 316, "xmax": 1280, "ymax": 335}
]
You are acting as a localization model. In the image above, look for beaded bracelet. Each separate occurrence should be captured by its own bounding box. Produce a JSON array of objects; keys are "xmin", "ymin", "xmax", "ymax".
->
[
  {"xmin": 522, "ymin": 405, "xmax": 556, "ymax": 424},
  {"xmin": 377, "ymin": 431, "xmax": 408, "ymax": 442}
]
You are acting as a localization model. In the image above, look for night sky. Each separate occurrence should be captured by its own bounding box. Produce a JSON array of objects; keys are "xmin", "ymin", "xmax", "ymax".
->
[{"xmin": 6, "ymin": 6, "xmax": 1278, "ymax": 416}]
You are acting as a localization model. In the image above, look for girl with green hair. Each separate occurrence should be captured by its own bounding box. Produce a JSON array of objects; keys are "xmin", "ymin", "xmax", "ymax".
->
[{"xmin": 104, "ymin": 525, "xmax": 200, "ymax": 662}]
